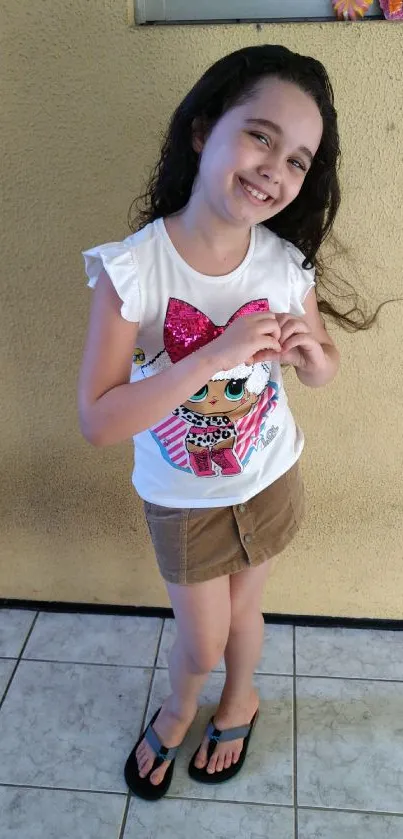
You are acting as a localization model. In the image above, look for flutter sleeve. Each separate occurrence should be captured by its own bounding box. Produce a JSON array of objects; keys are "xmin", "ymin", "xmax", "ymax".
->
[{"xmin": 82, "ymin": 240, "xmax": 141, "ymax": 322}]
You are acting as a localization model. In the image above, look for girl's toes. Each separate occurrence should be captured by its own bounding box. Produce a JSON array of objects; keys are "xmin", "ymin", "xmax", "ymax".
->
[
  {"xmin": 224, "ymin": 752, "xmax": 232, "ymax": 769},
  {"xmin": 138, "ymin": 756, "xmax": 151, "ymax": 777},
  {"xmin": 206, "ymin": 754, "xmax": 218, "ymax": 774},
  {"xmin": 135, "ymin": 744, "xmax": 144, "ymax": 762},
  {"xmin": 150, "ymin": 764, "xmax": 168, "ymax": 786},
  {"xmin": 215, "ymin": 753, "xmax": 225, "ymax": 772},
  {"xmin": 194, "ymin": 743, "xmax": 208, "ymax": 769},
  {"xmin": 136, "ymin": 743, "xmax": 148, "ymax": 765}
]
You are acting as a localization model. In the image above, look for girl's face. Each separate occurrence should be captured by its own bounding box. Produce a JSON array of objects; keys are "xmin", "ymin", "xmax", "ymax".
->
[
  {"xmin": 193, "ymin": 78, "xmax": 323, "ymax": 226},
  {"xmin": 184, "ymin": 379, "xmax": 258, "ymax": 419}
]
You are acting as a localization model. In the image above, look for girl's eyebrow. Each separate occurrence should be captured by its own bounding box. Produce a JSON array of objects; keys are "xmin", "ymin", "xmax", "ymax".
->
[{"xmin": 245, "ymin": 118, "xmax": 314, "ymax": 163}]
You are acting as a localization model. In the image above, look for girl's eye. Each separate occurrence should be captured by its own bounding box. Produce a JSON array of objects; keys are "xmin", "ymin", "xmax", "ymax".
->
[
  {"xmin": 250, "ymin": 132, "xmax": 270, "ymax": 148},
  {"xmin": 250, "ymin": 133, "xmax": 307, "ymax": 172},
  {"xmin": 225, "ymin": 379, "xmax": 245, "ymax": 401},
  {"xmin": 289, "ymin": 158, "xmax": 307, "ymax": 173},
  {"xmin": 189, "ymin": 385, "xmax": 208, "ymax": 402}
]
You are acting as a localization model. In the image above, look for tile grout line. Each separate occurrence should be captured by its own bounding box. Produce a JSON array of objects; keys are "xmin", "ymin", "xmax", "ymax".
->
[
  {"xmin": 0, "ymin": 611, "xmax": 40, "ymax": 713},
  {"xmin": 165, "ymin": 794, "xmax": 403, "ymax": 816},
  {"xmin": 118, "ymin": 617, "xmax": 166, "ymax": 839},
  {"xmin": 166, "ymin": 794, "xmax": 296, "ymax": 808},
  {"xmin": 4, "ymin": 655, "xmax": 403, "ymax": 686},
  {"xmin": 296, "ymin": 804, "xmax": 403, "ymax": 818},
  {"xmin": 0, "ymin": 781, "xmax": 127, "ymax": 797},
  {"xmin": 1, "ymin": 781, "xmax": 403, "ymax": 818},
  {"xmin": 152, "ymin": 616, "xmax": 166, "ymax": 671}
]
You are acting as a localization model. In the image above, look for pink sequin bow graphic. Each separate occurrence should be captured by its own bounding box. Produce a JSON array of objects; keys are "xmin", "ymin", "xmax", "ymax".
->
[{"xmin": 164, "ymin": 298, "xmax": 270, "ymax": 364}]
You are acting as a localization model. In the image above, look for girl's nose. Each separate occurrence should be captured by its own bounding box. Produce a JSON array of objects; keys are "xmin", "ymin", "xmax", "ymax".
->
[{"xmin": 258, "ymin": 156, "xmax": 282, "ymax": 185}]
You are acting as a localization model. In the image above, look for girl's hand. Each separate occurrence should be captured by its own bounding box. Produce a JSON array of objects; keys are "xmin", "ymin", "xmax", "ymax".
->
[
  {"xmin": 204, "ymin": 312, "xmax": 282, "ymax": 371},
  {"xmin": 277, "ymin": 314, "xmax": 327, "ymax": 373}
]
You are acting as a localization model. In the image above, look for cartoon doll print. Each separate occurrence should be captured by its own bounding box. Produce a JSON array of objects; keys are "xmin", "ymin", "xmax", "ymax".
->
[
  {"xmin": 172, "ymin": 364, "xmax": 275, "ymax": 477},
  {"xmin": 139, "ymin": 298, "xmax": 279, "ymax": 478}
]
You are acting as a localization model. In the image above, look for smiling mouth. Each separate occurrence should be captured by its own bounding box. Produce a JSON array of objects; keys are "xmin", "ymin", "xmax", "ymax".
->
[{"xmin": 239, "ymin": 176, "xmax": 274, "ymax": 203}]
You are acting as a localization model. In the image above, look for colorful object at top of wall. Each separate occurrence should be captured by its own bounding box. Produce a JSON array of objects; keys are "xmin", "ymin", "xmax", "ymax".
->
[
  {"xmin": 379, "ymin": 0, "xmax": 403, "ymax": 19},
  {"xmin": 332, "ymin": 0, "xmax": 373, "ymax": 19}
]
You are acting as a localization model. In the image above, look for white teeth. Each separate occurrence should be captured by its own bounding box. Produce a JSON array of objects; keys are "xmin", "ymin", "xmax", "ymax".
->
[{"xmin": 242, "ymin": 180, "xmax": 269, "ymax": 202}]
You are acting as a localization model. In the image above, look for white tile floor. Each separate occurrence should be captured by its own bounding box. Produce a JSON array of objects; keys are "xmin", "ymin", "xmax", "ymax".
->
[{"xmin": 1, "ymin": 609, "xmax": 403, "ymax": 838}]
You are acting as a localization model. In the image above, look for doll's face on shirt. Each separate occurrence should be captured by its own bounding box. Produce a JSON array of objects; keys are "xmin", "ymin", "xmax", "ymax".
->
[
  {"xmin": 192, "ymin": 77, "xmax": 323, "ymax": 227},
  {"xmin": 184, "ymin": 378, "xmax": 259, "ymax": 419}
]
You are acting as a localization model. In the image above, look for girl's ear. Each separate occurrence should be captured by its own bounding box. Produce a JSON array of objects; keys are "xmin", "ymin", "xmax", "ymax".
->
[{"xmin": 191, "ymin": 117, "xmax": 209, "ymax": 154}]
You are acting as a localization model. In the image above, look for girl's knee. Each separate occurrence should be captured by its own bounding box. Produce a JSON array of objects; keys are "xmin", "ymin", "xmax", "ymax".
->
[
  {"xmin": 185, "ymin": 634, "xmax": 228, "ymax": 675},
  {"xmin": 167, "ymin": 575, "xmax": 231, "ymax": 675}
]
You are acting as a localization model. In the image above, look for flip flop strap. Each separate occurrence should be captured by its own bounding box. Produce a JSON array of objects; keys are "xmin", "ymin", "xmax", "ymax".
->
[
  {"xmin": 144, "ymin": 724, "xmax": 179, "ymax": 762},
  {"xmin": 206, "ymin": 720, "xmax": 251, "ymax": 743}
]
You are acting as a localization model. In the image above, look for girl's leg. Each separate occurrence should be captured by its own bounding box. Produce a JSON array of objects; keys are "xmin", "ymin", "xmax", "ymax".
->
[
  {"xmin": 194, "ymin": 559, "xmax": 272, "ymax": 774},
  {"xmin": 136, "ymin": 574, "xmax": 231, "ymax": 785}
]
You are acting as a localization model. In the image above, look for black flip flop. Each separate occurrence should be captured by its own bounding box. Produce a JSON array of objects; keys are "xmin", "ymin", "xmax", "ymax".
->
[
  {"xmin": 188, "ymin": 709, "xmax": 259, "ymax": 784},
  {"xmin": 124, "ymin": 707, "xmax": 181, "ymax": 801}
]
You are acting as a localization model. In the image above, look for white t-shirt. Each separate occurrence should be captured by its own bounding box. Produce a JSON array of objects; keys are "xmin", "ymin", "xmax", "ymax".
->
[{"xmin": 82, "ymin": 218, "xmax": 315, "ymax": 508}]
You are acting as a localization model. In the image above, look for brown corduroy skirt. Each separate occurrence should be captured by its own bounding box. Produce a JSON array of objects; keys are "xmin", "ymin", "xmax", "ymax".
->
[{"xmin": 143, "ymin": 460, "xmax": 305, "ymax": 586}]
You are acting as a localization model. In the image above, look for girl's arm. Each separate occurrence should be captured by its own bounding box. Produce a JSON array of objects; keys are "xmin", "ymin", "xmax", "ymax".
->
[
  {"xmin": 278, "ymin": 289, "xmax": 340, "ymax": 388},
  {"xmin": 77, "ymin": 272, "xmax": 219, "ymax": 446}
]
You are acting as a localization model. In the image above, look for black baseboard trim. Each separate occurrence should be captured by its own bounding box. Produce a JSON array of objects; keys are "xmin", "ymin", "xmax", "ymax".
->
[{"xmin": 1, "ymin": 598, "xmax": 403, "ymax": 630}]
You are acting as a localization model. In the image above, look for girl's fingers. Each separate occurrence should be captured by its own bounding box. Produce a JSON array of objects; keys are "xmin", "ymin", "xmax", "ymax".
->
[
  {"xmin": 256, "ymin": 335, "xmax": 281, "ymax": 354},
  {"xmin": 254, "ymin": 312, "xmax": 277, "ymax": 319},
  {"xmin": 251, "ymin": 348, "xmax": 281, "ymax": 363},
  {"xmin": 260, "ymin": 320, "xmax": 281, "ymax": 342},
  {"xmin": 280, "ymin": 320, "xmax": 310, "ymax": 344},
  {"xmin": 239, "ymin": 313, "xmax": 282, "ymax": 341},
  {"xmin": 281, "ymin": 333, "xmax": 313, "ymax": 351},
  {"xmin": 266, "ymin": 339, "xmax": 282, "ymax": 353},
  {"xmin": 275, "ymin": 313, "xmax": 291, "ymax": 328},
  {"xmin": 281, "ymin": 333, "xmax": 321, "ymax": 356}
]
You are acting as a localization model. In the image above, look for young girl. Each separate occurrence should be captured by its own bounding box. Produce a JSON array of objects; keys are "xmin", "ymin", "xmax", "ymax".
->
[{"xmin": 78, "ymin": 45, "xmax": 345, "ymax": 801}]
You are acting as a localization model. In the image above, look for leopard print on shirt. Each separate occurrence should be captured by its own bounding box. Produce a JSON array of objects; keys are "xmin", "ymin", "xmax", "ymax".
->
[{"xmin": 173, "ymin": 405, "xmax": 236, "ymax": 447}]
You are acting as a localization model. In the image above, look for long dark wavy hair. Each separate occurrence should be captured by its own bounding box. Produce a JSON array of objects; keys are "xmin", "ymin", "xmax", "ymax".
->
[{"xmin": 128, "ymin": 45, "xmax": 383, "ymax": 330}]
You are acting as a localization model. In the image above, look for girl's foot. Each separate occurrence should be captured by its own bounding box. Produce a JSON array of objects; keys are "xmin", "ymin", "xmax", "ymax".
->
[
  {"xmin": 135, "ymin": 698, "xmax": 197, "ymax": 785},
  {"xmin": 193, "ymin": 688, "xmax": 259, "ymax": 775}
]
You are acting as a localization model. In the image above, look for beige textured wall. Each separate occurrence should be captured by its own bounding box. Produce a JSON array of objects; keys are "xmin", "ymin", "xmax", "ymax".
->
[{"xmin": 1, "ymin": 2, "xmax": 403, "ymax": 617}]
